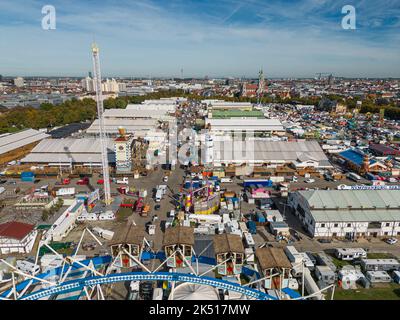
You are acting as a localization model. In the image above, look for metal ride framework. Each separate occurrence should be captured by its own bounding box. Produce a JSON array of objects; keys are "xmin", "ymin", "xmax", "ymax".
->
[
  {"xmin": 0, "ymin": 228, "xmax": 336, "ymax": 301},
  {"xmin": 92, "ymin": 43, "xmax": 112, "ymax": 205}
]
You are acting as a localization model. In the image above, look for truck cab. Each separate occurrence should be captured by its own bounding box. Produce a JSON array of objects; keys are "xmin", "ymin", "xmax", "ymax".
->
[
  {"xmin": 77, "ymin": 177, "xmax": 89, "ymax": 185},
  {"xmin": 117, "ymin": 177, "xmax": 129, "ymax": 185}
]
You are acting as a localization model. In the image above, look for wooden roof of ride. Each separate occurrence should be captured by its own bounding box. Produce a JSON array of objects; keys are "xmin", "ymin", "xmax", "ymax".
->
[
  {"xmin": 213, "ymin": 233, "xmax": 244, "ymax": 254},
  {"xmin": 163, "ymin": 226, "xmax": 194, "ymax": 246},
  {"xmin": 255, "ymin": 247, "xmax": 291, "ymax": 270}
]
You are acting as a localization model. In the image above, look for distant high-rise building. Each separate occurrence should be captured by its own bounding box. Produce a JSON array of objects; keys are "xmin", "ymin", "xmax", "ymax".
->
[
  {"xmin": 13, "ymin": 77, "xmax": 25, "ymax": 88},
  {"xmin": 0, "ymin": 75, "xmax": 3, "ymax": 81},
  {"xmin": 102, "ymin": 78, "xmax": 119, "ymax": 93},
  {"xmin": 88, "ymin": 71, "xmax": 92, "ymax": 78},
  {"xmin": 81, "ymin": 76, "xmax": 95, "ymax": 92}
]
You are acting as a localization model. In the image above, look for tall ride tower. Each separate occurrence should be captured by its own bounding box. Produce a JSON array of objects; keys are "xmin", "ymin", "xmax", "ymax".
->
[
  {"xmin": 257, "ymin": 68, "xmax": 265, "ymax": 105},
  {"xmin": 92, "ymin": 43, "xmax": 112, "ymax": 205}
]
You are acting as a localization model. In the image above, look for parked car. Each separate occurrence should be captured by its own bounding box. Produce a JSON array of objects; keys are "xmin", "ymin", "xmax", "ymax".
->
[
  {"xmin": 154, "ymin": 204, "xmax": 161, "ymax": 211},
  {"xmin": 163, "ymin": 176, "xmax": 169, "ymax": 182},
  {"xmin": 385, "ymin": 238, "xmax": 398, "ymax": 245},
  {"xmin": 305, "ymin": 179, "xmax": 315, "ymax": 183}
]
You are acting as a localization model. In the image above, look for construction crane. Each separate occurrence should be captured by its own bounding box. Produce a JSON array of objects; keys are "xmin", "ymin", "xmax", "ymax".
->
[{"xmin": 92, "ymin": 43, "xmax": 112, "ymax": 205}]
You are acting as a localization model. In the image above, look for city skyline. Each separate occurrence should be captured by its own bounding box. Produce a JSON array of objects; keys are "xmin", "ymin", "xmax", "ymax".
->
[{"xmin": 0, "ymin": 0, "xmax": 399, "ymax": 78}]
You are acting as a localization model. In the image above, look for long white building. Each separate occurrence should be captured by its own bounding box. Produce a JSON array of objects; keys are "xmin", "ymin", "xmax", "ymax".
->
[
  {"xmin": 101, "ymin": 108, "xmax": 174, "ymax": 121},
  {"xmin": 126, "ymin": 103, "xmax": 176, "ymax": 112},
  {"xmin": 86, "ymin": 119, "xmax": 159, "ymax": 136},
  {"xmin": 205, "ymin": 118, "xmax": 285, "ymax": 135},
  {"xmin": 288, "ymin": 190, "xmax": 400, "ymax": 238}
]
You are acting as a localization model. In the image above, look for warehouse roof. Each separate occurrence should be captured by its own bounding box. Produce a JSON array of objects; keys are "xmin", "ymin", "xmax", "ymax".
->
[
  {"xmin": 0, "ymin": 129, "xmax": 49, "ymax": 156},
  {"xmin": 49, "ymin": 123, "xmax": 91, "ymax": 139},
  {"xmin": 86, "ymin": 119, "xmax": 158, "ymax": 134},
  {"xmin": 255, "ymin": 247, "xmax": 291, "ymax": 270},
  {"xmin": 209, "ymin": 102, "xmax": 253, "ymax": 109},
  {"xmin": 163, "ymin": 226, "xmax": 194, "ymax": 247},
  {"xmin": 297, "ymin": 190, "xmax": 400, "ymax": 222},
  {"xmin": 206, "ymin": 118, "xmax": 284, "ymax": 131},
  {"xmin": 0, "ymin": 221, "xmax": 35, "ymax": 240},
  {"xmin": 339, "ymin": 149, "xmax": 376, "ymax": 166},
  {"xmin": 103, "ymin": 108, "xmax": 173, "ymax": 119},
  {"xmin": 213, "ymin": 234, "xmax": 244, "ymax": 254},
  {"xmin": 213, "ymin": 140, "xmax": 330, "ymax": 165},
  {"xmin": 211, "ymin": 110, "xmax": 265, "ymax": 119},
  {"xmin": 126, "ymin": 103, "xmax": 176, "ymax": 111},
  {"xmin": 21, "ymin": 138, "xmax": 115, "ymax": 164}
]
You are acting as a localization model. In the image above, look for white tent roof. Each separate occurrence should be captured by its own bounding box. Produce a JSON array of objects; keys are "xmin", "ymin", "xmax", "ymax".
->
[
  {"xmin": 0, "ymin": 129, "xmax": 49, "ymax": 155},
  {"xmin": 168, "ymin": 283, "xmax": 219, "ymax": 300}
]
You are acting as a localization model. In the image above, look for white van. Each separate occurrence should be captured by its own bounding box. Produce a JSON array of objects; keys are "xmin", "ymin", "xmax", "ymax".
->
[
  {"xmin": 221, "ymin": 178, "xmax": 233, "ymax": 183},
  {"xmin": 98, "ymin": 211, "xmax": 115, "ymax": 221},
  {"xmin": 16, "ymin": 260, "xmax": 40, "ymax": 275},
  {"xmin": 347, "ymin": 172, "xmax": 362, "ymax": 182},
  {"xmin": 168, "ymin": 210, "xmax": 175, "ymax": 218}
]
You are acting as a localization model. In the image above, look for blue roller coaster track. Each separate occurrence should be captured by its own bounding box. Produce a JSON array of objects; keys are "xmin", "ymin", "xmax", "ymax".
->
[{"xmin": 0, "ymin": 254, "xmax": 300, "ymax": 300}]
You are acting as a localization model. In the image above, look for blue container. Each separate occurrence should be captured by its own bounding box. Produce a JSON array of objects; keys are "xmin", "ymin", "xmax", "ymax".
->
[
  {"xmin": 247, "ymin": 221, "xmax": 257, "ymax": 234},
  {"xmin": 256, "ymin": 212, "xmax": 266, "ymax": 223},
  {"xmin": 21, "ymin": 171, "xmax": 35, "ymax": 182},
  {"xmin": 184, "ymin": 181, "xmax": 191, "ymax": 189},
  {"xmin": 243, "ymin": 179, "xmax": 273, "ymax": 188},
  {"xmin": 192, "ymin": 181, "xmax": 200, "ymax": 189}
]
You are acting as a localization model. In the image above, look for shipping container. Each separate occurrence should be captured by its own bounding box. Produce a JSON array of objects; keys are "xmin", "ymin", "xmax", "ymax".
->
[
  {"xmin": 21, "ymin": 171, "xmax": 35, "ymax": 182},
  {"xmin": 256, "ymin": 212, "xmax": 266, "ymax": 223},
  {"xmin": 243, "ymin": 179, "xmax": 273, "ymax": 188},
  {"xmin": 246, "ymin": 221, "xmax": 257, "ymax": 235}
]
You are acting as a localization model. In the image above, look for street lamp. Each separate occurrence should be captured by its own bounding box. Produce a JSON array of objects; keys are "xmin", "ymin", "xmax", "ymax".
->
[{"xmin": 279, "ymin": 201, "xmax": 289, "ymax": 221}]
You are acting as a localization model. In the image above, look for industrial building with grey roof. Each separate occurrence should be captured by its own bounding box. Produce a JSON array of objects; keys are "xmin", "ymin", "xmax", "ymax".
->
[
  {"xmin": 288, "ymin": 189, "xmax": 400, "ymax": 238},
  {"xmin": 0, "ymin": 129, "xmax": 49, "ymax": 158},
  {"xmin": 21, "ymin": 138, "xmax": 115, "ymax": 166},
  {"xmin": 210, "ymin": 139, "xmax": 332, "ymax": 168}
]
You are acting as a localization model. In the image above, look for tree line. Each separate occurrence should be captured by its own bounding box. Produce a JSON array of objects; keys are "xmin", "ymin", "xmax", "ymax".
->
[{"xmin": 0, "ymin": 90, "xmax": 398, "ymax": 134}]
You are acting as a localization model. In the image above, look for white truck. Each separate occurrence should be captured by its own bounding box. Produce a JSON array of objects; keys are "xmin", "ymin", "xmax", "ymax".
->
[
  {"xmin": 147, "ymin": 224, "xmax": 156, "ymax": 235},
  {"xmin": 116, "ymin": 177, "xmax": 129, "ymax": 185},
  {"xmin": 243, "ymin": 231, "xmax": 255, "ymax": 247},
  {"xmin": 16, "ymin": 259, "xmax": 40, "ymax": 275},
  {"xmin": 98, "ymin": 211, "xmax": 116, "ymax": 221},
  {"xmin": 55, "ymin": 187, "xmax": 76, "ymax": 197},
  {"xmin": 129, "ymin": 281, "xmax": 140, "ymax": 300},
  {"xmin": 155, "ymin": 185, "xmax": 167, "ymax": 202},
  {"xmin": 284, "ymin": 246, "xmax": 303, "ymax": 264},
  {"xmin": 92, "ymin": 227, "xmax": 114, "ymax": 241},
  {"xmin": 155, "ymin": 189, "xmax": 163, "ymax": 202}
]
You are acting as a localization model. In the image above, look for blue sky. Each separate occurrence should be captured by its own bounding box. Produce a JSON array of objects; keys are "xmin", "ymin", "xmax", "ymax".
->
[{"xmin": 0, "ymin": 0, "xmax": 399, "ymax": 78}]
